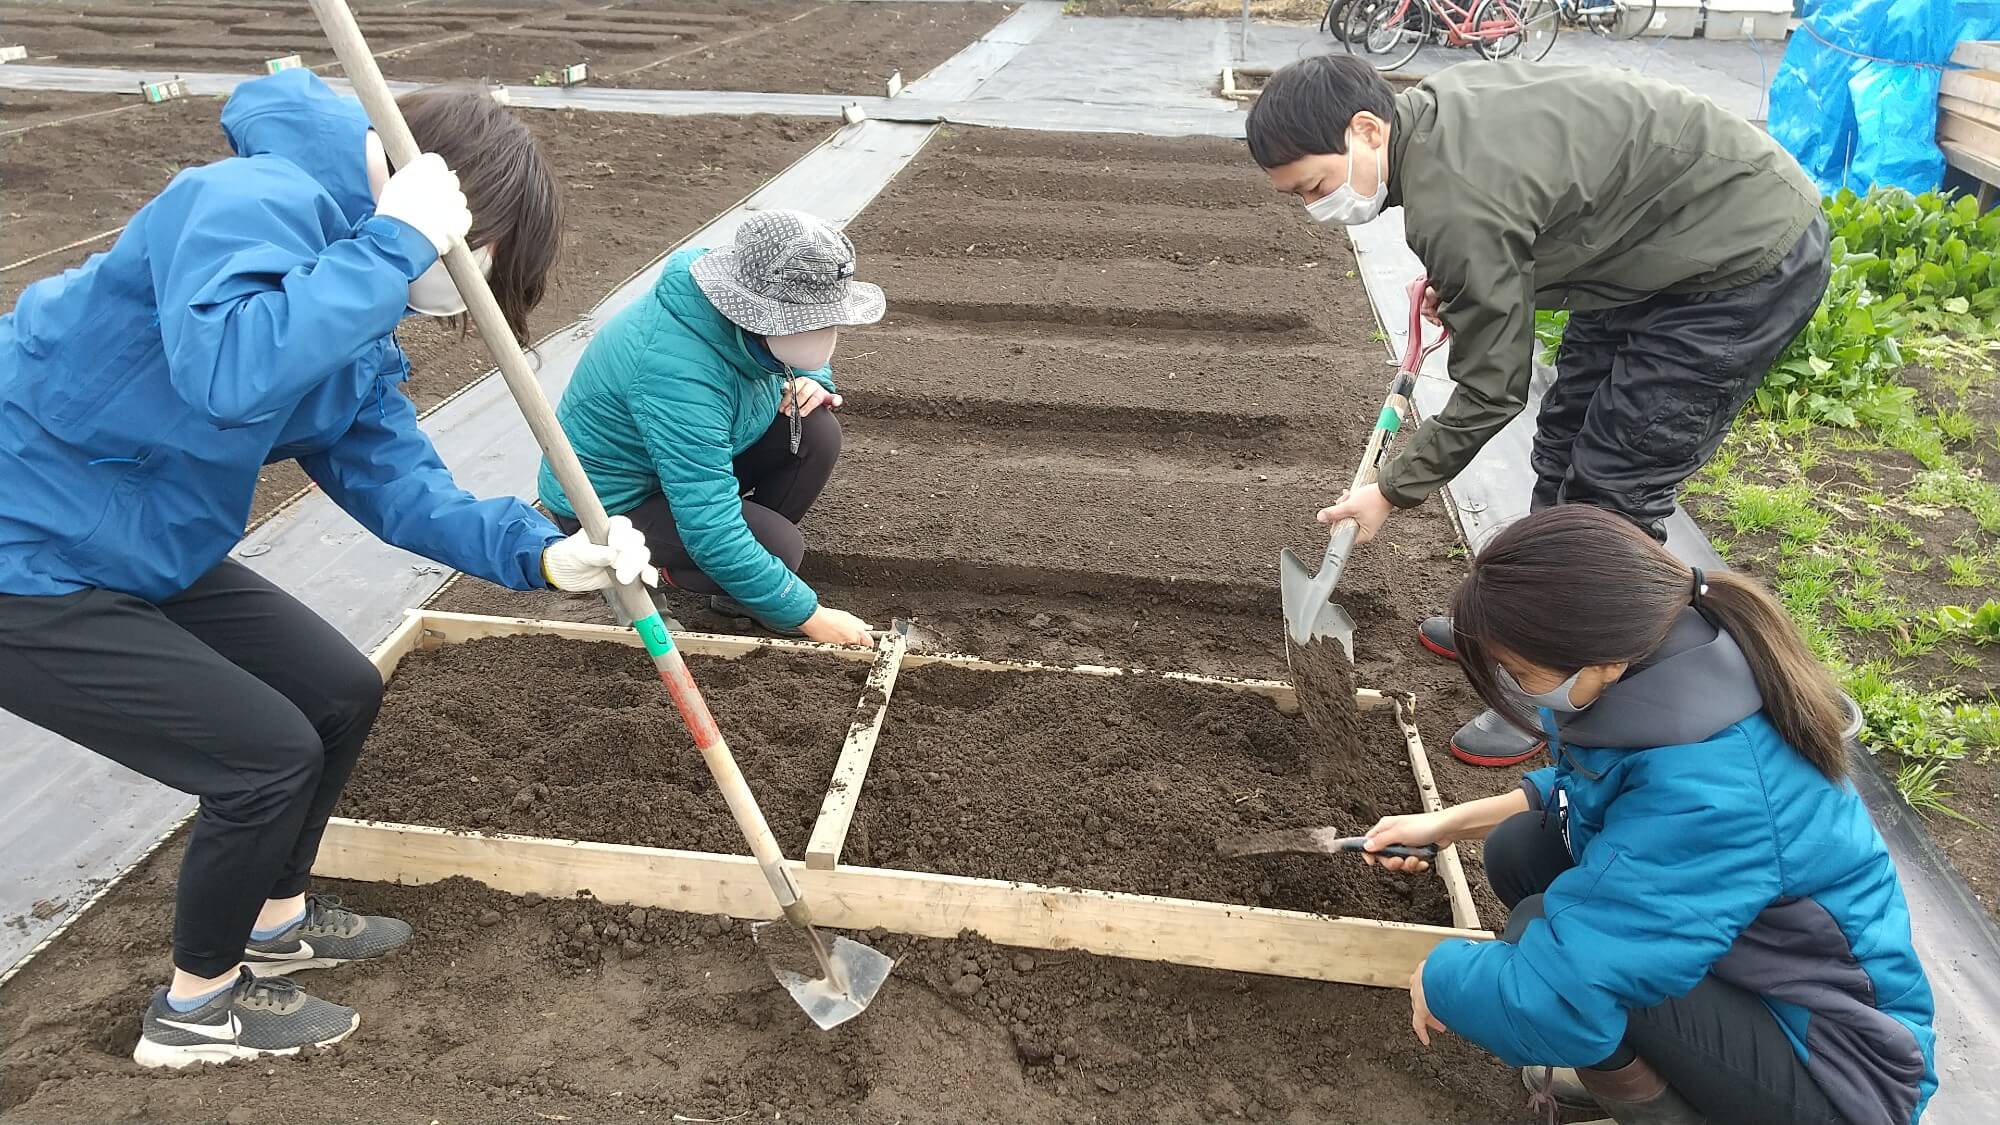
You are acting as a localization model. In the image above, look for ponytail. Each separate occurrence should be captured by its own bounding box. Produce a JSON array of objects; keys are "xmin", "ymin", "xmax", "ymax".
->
[
  {"xmin": 1451, "ymin": 506, "xmax": 1850, "ymax": 779},
  {"xmin": 1694, "ymin": 571, "xmax": 1849, "ymax": 778}
]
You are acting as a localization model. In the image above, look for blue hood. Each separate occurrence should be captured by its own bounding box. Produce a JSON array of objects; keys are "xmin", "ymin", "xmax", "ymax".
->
[{"xmin": 220, "ymin": 70, "xmax": 375, "ymax": 229}]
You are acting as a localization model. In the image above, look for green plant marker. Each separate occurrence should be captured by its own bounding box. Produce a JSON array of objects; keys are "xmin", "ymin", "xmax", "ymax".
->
[{"xmin": 632, "ymin": 611, "xmax": 675, "ymax": 658}]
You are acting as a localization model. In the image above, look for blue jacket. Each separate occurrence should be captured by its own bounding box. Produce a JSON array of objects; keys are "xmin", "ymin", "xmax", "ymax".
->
[
  {"xmin": 1424, "ymin": 610, "xmax": 1937, "ymax": 1124},
  {"xmin": 536, "ymin": 247, "xmax": 834, "ymax": 629},
  {"xmin": 0, "ymin": 70, "xmax": 560, "ymax": 601}
]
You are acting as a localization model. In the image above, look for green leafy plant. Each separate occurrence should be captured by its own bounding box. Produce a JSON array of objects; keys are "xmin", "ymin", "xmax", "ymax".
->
[
  {"xmin": 1846, "ymin": 665, "xmax": 1967, "ymax": 762},
  {"xmin": 1894, "ymin": 759, "xmax": 1982, "ymax": 825},
  {"xmin": 1932, "ymin": 600, "xmax": 2000, "ymax": 645},
  {"xmin": 1535, "ymin": 309, "xmax": 1568, "ymax": 363},
  {"xmin": 1754, "ymin": 187, "xmax": 2000, "ymax": 430}
]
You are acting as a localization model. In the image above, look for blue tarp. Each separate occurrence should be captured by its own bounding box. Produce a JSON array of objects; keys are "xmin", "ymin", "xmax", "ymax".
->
[{"xmin": 1771, "ymin": 0, "xmax": 2000, "ymax": 193}]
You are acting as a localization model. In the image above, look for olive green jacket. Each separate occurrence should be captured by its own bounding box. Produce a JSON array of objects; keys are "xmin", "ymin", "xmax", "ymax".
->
[{"xmin": 1376, "ymin": 61, "xmax": 1821, "ymax": 508}]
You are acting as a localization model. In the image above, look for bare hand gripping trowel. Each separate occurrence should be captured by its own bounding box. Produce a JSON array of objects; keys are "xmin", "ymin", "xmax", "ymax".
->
[
  {"xmin": 307, "ymin": 0, "xmax": 892, "ymax": 1030},
  {"xmin": 1280, "ymin": 275, "xmax": 1445, "ymax": 662}
]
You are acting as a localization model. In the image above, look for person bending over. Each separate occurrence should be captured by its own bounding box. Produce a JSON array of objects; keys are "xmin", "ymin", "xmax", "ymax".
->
[
  {"xmin": 0, "ymin": 71, "xmax": 653, "ymax": 1067},
  {"xmin": 1247, "ymin": 55, "xmax": 1830, "ymax": 767}
]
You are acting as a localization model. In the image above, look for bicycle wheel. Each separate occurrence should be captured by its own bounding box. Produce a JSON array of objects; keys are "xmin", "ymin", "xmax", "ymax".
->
[
  {"xmin": 1341, "ymin": 0, "xmax": 1431, "ymax": 73},
  {"xmin": 1473, "ymin": 0, "xmax": 1560, "ymax": 61},
  {"xmin": 1323, "ymin": 0, "xmax": 1352, "ymax": 40},
  {"xmin": 1596, "ymin": 0, "xmax": 1657, "ymax": 39}
]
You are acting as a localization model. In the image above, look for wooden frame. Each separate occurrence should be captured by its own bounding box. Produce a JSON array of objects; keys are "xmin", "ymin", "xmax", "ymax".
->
[
  {"xmin": 1941, "ymin": 53, "xmax": 2000, "ymax": 210},
  {"xmin": 317, "ymin": 610, "xmax": 1488, "ymax": 989}
]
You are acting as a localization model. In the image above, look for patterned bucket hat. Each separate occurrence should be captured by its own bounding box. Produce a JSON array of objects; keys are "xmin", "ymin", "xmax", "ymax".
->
[{"xmin": 691, "ymin": 210, "xmax": 886, "ymax": 335}]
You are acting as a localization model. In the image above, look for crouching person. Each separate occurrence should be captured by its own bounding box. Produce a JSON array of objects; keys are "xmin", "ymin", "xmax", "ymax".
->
[
  {"xmin": 1363, "ymin": 507, "xmax": 1935, "ymax": 1124},
  {"xmin": 540, "ymin": 210, "xmax": 883, "ymax": 645}
]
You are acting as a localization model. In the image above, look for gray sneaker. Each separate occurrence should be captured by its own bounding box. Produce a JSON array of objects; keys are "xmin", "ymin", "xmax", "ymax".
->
[
  {"xmin": 244, "ymin": 895, "xmax": 412, "ymax": 976},
  {"xmin": 134, "ymin": 968, "xmax": 357, "ymax": 1069}
]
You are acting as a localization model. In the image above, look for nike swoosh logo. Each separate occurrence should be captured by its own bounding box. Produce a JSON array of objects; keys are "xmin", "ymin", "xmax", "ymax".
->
[
  {"xmin": 158, "ymin": 1012, "xmax": 240, "ymax": 1042},
  {"xmin": 250, "ymin": 939, "xmax": 317, "ymax": 961}
]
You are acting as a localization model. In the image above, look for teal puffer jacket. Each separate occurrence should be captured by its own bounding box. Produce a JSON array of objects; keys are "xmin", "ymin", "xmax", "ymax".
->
[{"xmin": 537, "ymin": 247, "xmax": 836, "ymax": 628}]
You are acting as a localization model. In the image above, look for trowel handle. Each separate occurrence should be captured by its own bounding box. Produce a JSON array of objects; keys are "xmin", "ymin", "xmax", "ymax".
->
[
  {"xmin": 1332, "ymin": 837, "xmax": 1439, "ymax": 860},
  {"xmin": 1400, "ymin": 274, "xmax": 1448, "ymax": 376}
]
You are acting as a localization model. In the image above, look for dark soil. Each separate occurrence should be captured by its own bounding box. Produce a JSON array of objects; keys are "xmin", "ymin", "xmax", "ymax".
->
[
  {"xmin": 850, "ymin": 663, "xmax": 1449, "ymax": 924},
  {"xmin": 0, "ymin": 0, "xmax": 1002, "ymax": 96},
  {"xmin": 424, "ymin": 126, "xmax": 1515, "ymax": 926},
  {"xmin": 2, "ymin": 92, "xmax": 823, "ymax": 527},
  {"xmin": 339, "ymin": 635, "xmax": 864, "ymax": 854},
  {"xmin": 0, "ymin": 839, "xmax": 1529, "ymax": 1123}
]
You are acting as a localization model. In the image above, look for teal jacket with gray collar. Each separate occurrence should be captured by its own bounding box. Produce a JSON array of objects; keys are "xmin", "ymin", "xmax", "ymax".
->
[{"xmin": 537, "ymin": 247, "xmax": 837, "ymax": 628}]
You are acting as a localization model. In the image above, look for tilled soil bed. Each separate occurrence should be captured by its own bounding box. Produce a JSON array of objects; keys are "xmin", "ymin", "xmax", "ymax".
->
[
  {"xmin": 2, "ymin": 92, "xmax": 823, "ymax": 526},
  {"xmin": 849, "ymin": 664, "xmax": 1451, "ymax": 924},
  {"xmin": 0, "ymin": 840, "xmax": 1528, "ymax": 1124},
  {"xmin": 0, "ymin": 0, "xmax": 1003, "ymax": 95},
  {"xmin": 339, "ymin": 635, "xmax": 863, "ymax": 855},
  {"xmin": 423, "ymin": 127, "xmax": 1512, "ymax": 924}
]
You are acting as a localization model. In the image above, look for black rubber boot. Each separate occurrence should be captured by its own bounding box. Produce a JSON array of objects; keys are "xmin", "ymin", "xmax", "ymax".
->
[
  {"xmin": 1418, "ymin": 615, "xmax": 1458, "ymax": 661},
  {"xmin": 1574, "ymin": 1057, "xmax": 1704, "ymax": 1124},
  {"xmin": 1451, "ymin": 709, "xmax": 1547, "ymax": 768}
]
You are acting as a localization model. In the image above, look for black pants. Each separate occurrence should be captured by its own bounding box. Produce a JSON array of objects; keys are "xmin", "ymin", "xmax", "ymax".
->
[
  {"xmin": 1484, "ymin": 811, "xmax": 1842, "ymax": 1124},
  {"xmin": 556, "ymin": 408, "xmax": 841, "ymax": 596},
  {"xmin": 0, "ymin": 561, "xmax": 382, "ymax": 977},
  {"xmin": 1531, "ymin": 214, "xmax": 1831, "ymax": 541}
]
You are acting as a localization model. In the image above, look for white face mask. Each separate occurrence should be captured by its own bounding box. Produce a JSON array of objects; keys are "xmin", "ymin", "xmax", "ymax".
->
[
  {"xmin": 1305, "ymin": 130, "xmax": 1388, "ymax": 227},
  {"xmin": 766, "ymin": 327, "xmax": 838, "ymax": 371},
  {"xmin": 406, "ymin": 245, "xmax": 494, "ymax": 318},
  {"xmin": 1496, "ymin": 662, "xmax": 1595, "ymax": 715}
]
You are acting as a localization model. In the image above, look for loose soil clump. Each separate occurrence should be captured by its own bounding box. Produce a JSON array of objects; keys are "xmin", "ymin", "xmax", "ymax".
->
[
  {"xmin": 339, "ymin": 635, "xmax": 863, "ymax": 854},
  {"xmin": 851, "ymin": 664, "xmax": 1450, "ymax": 924}
]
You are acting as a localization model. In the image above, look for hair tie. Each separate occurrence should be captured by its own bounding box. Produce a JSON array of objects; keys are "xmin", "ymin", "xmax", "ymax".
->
[{"xmin": 1690, "ymin": 567, "xmax": 1708, "ymax": 607}]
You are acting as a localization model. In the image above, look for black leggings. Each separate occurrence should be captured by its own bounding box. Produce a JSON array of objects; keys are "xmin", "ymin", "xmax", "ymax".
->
[
  {"xmin": 0, "ymin": 561, "xmax": 382, "ymax": 977},
  {"xmin": 556, "ymin": 408, "xmax": 840, "ymax": 597},
  {"xmin": 1484, "ymin": 811, "xmax": 1842, "ymax": 1124}
]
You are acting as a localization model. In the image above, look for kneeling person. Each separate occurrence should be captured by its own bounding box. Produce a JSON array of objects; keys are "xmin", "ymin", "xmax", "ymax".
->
[{"xmin": 541, "ymin": 211, "xmax": 881, "ymax": 644}]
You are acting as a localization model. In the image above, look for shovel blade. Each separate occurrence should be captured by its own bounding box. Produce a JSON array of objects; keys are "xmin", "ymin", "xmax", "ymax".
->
[
  {"xmin": 1279, "ymin": 548, "xmax": 1357, "ymax": 660},
  {"xmin": 758, "ymin": 924, "xmax": 896, "ymax": 1030}
]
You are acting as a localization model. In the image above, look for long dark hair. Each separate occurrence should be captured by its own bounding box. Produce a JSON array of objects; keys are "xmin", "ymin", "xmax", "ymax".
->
[
  {"xmin": 1451, "ymin": 506, "xmax": 1849, "ymax": 778},
  {"xmin": 399, "ymin": 85, "xmax": 562, "ymax": 345}
]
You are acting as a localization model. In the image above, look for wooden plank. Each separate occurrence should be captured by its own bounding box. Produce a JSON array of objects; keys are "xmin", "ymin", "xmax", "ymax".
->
[
  {"xmin": 369, "ymin": 611, "xmax": 429, "ymax": 681},
  {"xmin": 1942, "ymin": 141, "xmax": 2000, "ymax": 196},
  {"xmin": 1952, "ymin": 41, "xmax": 2000, "ymax": 73},
  {"xmin": 1941, "ymin": 70, "xmax": 2000, "ymax": 116},
  {"xmin": 407, "ymin": 610, "xmax": 879, "ymax": 664},
  {"xmin": 900, "ymin": 647, "xmax": 1392, "ymax": 715},
  {"xmin": 316, "ymin": 818, "xmax": 1489, "ymax": 987},
  {"xmin": 806, "ymin": 627, "xmax": 912, "ymax": 870},
  {"xmin": 1395, "ymin": 699, "xmax": 1481, "ymax": 932},
  {"xmin": 1939, "ymin": 110, "xmax": 2000, "ymax": 163},
  {"xmin": 1942, "ymin": 94, "xmax": 2000, "ymax": 133}
]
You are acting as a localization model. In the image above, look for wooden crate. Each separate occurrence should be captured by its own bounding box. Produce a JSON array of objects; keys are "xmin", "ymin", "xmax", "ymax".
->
[
  {"xmin": 315, "ymin": 610, "xmax": 1488, "ymax": 989},
  {"xmin": 1943, "ymin": 43, "xmax": 2000, "ymax": 209}
]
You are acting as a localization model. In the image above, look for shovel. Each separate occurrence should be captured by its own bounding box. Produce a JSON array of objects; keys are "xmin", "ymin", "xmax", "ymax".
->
[
  {"xmin": 1218, "ymin": 827, "xmax": 1437, "ymax": 861},
  {"xmin": 308, "ymin": 0, "xmax": 892, "ymax": 1030},
  {"xmin": 1279, "ymin": 274, "xmax": 1446, "ymax": 661}
]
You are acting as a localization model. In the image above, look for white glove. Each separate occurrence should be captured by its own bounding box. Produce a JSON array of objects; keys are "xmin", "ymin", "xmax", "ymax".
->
[
  {"xmin": 543, "ymin": 516, "xmax": 659, "ymax": 592},
  {"xmin": 375, "ymin": 152, "xmax": 471, "ymax": 256}
]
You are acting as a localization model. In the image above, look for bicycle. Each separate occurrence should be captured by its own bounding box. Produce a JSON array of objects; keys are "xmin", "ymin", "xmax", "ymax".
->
[
  {"xmin": 1341, "ymin": 0, "xmax": 1559, "ymax": 72},
  {"xmin": 1554, "ymin": 0, "xmax": 1657, "ymax": 39}
]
